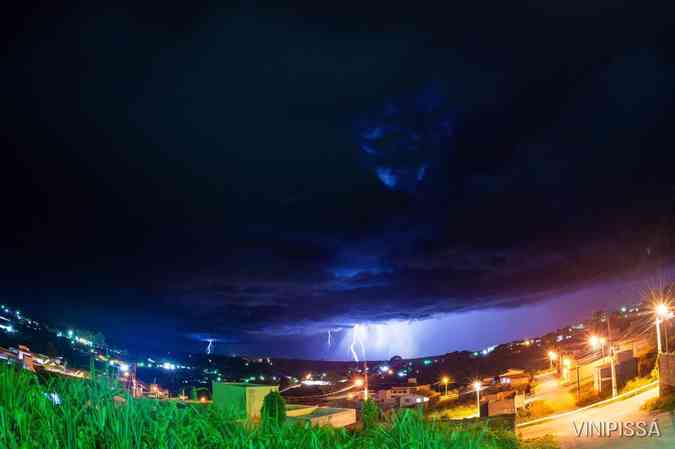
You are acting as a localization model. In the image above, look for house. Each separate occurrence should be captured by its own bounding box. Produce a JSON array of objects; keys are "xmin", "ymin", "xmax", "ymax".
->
[
  {"xmin": 212, "ymin": 382, "xmax": 278, "ymax": 419},
  {"xmin": 499, "ymin": 369, "xmax": 530, "ymax": 389},
  {"xmin": 399, "ymin": 394, "xmax": 430, "ymax": 408}
]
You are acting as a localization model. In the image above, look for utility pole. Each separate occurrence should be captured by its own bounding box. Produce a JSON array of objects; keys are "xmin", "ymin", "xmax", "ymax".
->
[
  {"xmin": 607, "ymin": 312, "xmax": 617, "ymax": 397},
  {"xmin": 363, "ymin": 359, "xmax": 369, "ymax": 401},
  {"xmin": 657, "ymin": 318, "xmax": 663, "ymax": 354},
  {"xmin": 666, "ymin": 320, "xmax": 670, "ymax": 353}
]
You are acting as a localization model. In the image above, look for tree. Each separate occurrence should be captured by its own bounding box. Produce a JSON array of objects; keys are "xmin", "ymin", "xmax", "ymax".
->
[
  {"xmin": 261, "ymin": 390, "xmax": 286, "ymax": 428},
  {"xmin": 362, "ymin": 398, "xmax": 380, "ymax": 430}
]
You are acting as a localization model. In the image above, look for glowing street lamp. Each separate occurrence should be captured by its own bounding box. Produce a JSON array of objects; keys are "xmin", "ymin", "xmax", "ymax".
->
[
  {"xmin": 655, "ymin": 303, "xmax": 671, "ymax": 354},
  {"xmin": 547, "ymin": 351, "xmax": 558, "ymax": 369},
  {"xmin": 354, "ymin": 378, "xmax": 364, "ymax": 388},
  {"xmin": 473, "ymin": 381, "xmax": 481, "ymax": 415},
  {"xmin": 442, "ymin": 376, "xmax": 449, "ymax": 397},
  {"xmin": 589, "ymin": 335, "xmax": 600, "ymax": 349},
  {"xmin": 589, "ymin": 335, "xmax": 607, "ymax": 356}
]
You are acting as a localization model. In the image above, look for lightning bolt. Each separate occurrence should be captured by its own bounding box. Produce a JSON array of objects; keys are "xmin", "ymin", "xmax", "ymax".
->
[
  {"xmin": 206, "ymin": 339, "xmax": 214, "ymax": 355},
  {"xmin": 358, "ymin": 330, "xmax": 366, "ymax": 362},
  {"xmin": 350, "ymin": 324, "xmax": 361, "ymax": 362}
]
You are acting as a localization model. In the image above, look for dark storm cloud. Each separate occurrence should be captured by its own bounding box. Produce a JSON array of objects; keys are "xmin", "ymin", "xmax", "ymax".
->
[{"xmin": 4, "ymin": 3, "xmax": 675, "ymax": 358}]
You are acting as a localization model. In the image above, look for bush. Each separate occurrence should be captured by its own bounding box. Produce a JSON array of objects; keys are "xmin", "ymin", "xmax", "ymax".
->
[
  {"xmin": 260, "ymin": 390, "xmax": 286, "ymax": 427},
  {"xmin": 641, "ymin": 393, "xmax": 675, "ymax": 412},
  {"xmin": 621, "ymin": 376, "xmax": 655, "ymax": 394},
  {"xmin": 428, "ymin": 403, "xmax": 476, "ymax": 420},
  {"xmin": 521, "ymin": 435, "xmax": 559, "ymax": 449},
  {"xmin": 361, "ymin": 398, "xmax": 381, "ymax": 430}
]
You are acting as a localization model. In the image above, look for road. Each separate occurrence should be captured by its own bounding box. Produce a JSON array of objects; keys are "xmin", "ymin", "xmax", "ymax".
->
[
  {"xmin": 527, "ymin": 371, "xmax": 564, "ymax": 404},
  {"xmin": 519, "ymin": 387, "xmax": 675, "ymax": 448}
]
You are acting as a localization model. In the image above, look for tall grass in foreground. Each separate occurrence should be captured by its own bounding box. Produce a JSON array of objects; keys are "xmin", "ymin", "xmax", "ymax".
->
[{"xmin": 0, "ymin": 363, "xmax": 550, "ymax": 449}]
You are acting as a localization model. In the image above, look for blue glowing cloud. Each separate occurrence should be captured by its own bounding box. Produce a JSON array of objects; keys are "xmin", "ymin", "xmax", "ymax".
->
[{"xmin": 355, "ymin": 82, "xmax": 455, "ymax": 192}]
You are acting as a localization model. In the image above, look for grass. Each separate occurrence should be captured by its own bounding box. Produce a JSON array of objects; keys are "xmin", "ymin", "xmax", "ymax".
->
[
  {"xmin": 621, "ymin": 375, "xmax": 656, "ymax": 394},
  {"xmin": 0, "ymin": 362, "xmax": 557, "ymax": 448},
  {"xmin": 518, "ymin": 393, "xmax": 576, "ymax": 422},
  {"xmin": 641, "ymin": 393, "xmax": 675, "ymax": 412},
  {"xmin": 427, "ymin": 403, "xmax": 477, "ymax": 420}
]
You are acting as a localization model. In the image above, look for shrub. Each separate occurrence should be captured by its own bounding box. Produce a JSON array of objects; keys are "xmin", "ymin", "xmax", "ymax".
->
[
  {"xmin": 521, "ymin": 435, "xmax": 559, "ymax": 449},
  {"xmin": 361, "ymin": 398, "xmax": 381, "ymax": 430},
  {"xmin": 260, "ymin": 390, "xmax": 286, "ymax": 427},
  {"xmin": 641, "ymin": 393, "xmax": 675, "ymax": 412},
  {"xmin": 621, "ymin": 376, "xmax": 654, "ymax": 394}
]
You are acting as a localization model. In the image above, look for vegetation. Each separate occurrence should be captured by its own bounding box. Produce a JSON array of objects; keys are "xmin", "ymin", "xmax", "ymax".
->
[
  {"xmin": 518, "ymin": 393, "xmax": 575, "ymax": 421},
  {"xmin": 260, "ymin": 390, "xmax": 287, "ymax": 428},
  {"xmin": 361, "ymin": 398, "xmax": 380, "ymax": 430},
  {"xmin": 0, "ymin": 363, "xmax": 557, "ymax": 448},
  {"xmin": 641, "ymin": 393, "xmax": 675, "ymax": 412},
  {"xmin": 428, "ymin": 402, "xmax": 477, "ymax": 420},
  {"xmin": 621, "ymin": 374, "xmax": 656, "ymax": 394},
  {"xmin": 519, "ymin": 436, "xmax": 559, "ymax": 449}
]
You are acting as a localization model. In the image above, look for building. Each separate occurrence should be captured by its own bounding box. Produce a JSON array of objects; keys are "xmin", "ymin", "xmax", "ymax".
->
[
  {"xmin": 592, "ymin": 349, "xmax": 638, "ymax": 394},
  {"xmin": 399, "ymin": 394, "xmax": 430, "ymax": 408},
  {"xmin": 212, "ymin": 382, "xmax": 278, "ymax": 419},
  {"xmin": 498, "ymin": 369, "xmax": 530, "ymax": 390}
]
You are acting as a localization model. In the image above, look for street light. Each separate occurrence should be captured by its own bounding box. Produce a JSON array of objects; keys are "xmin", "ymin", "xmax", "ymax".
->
[
  {"xmin": 547, "ymin": 351, "xmax": 558, "ymax": 370},
  {"xmin": 442, "ymin": 376, "xmax": 449, "ymax": 397},
  {"xmin": 473, "ymin": 381, "xmax": 481, "ymax": 416},
  {"xmin": 655, "ymin": 302, "xmax": 671, "ymax": 354},
  {"xmin": 589, "ymin": 335, "xmax": 599, "ymax": 349},
  {"xmin": 589, "ymin": 335, "xmax": 607, "ymax": 357}
]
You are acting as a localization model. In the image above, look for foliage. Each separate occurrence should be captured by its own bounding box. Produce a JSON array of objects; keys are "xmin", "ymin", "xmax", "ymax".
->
[
  {"xmin": 428, "ymin": 403, "xmax": 477, "ymax": 420},
  {"xmin": 0, "ymin": 363, "xmax": 557, "ymax": 448},
  {"xmin": 361, "ymin": 398, "xmax": 381, "ymax": 430},
  {"xmin": 519, "ymin": 392, "xmax": 576, "ymax": 421},
  {"xmin": 620, "ymin": 376, "xmax": 655, "ymax": 394},
  {"xmin": 520, "ymin": 435, "xmax": 559, "ymax": 449},
  {"xmin": 641, "ymin": 393, "xmax": 675, "ymax": 412},
  {"xmin": 260, "ymin": 390, "xmax": 286, "ymax": 428}
]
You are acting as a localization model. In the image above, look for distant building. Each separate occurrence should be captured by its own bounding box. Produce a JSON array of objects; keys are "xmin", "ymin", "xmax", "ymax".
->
[
  {"xmin": 17, "ymin": 345, "xmax": 35, "ymax": 372},
  {"xmin": 498, "ymin": 369, "xmax": 530, "ymax": 390},
  {"xmin": 212, "ymin": 382, "xmax": 278, "ymax": 419},
  {"xmin": 399, "ymin": 394, "xmax": 430, "ymax": 408}
]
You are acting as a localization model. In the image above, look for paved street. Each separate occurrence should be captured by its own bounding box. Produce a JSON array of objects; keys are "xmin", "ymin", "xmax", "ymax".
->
[
  {"xmin": 519, "ymin": 387, "xmax": 675, "ymax": 448},
  {"xmin": 527, "ymin": 371, "xmax": 565, "ymax": 404}
]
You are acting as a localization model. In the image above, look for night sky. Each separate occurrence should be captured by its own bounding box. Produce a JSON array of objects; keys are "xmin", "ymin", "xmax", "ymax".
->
[{"xmin": 4, "ymin": 2, "xmax": 675, "ymax": 359}]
